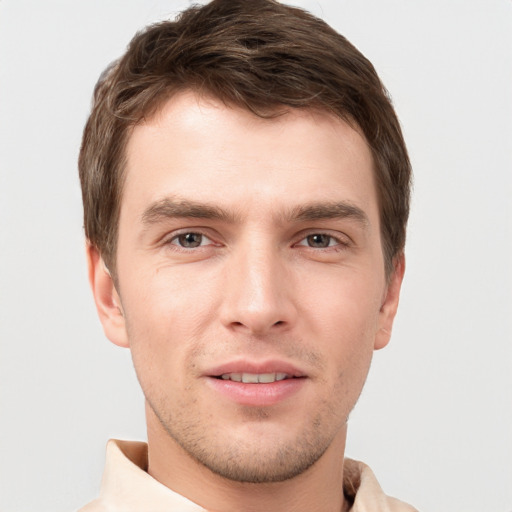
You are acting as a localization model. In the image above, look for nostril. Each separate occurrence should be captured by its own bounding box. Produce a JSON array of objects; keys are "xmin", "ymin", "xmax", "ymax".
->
[{"xmin": 228, "ymin": 319, "xmax": 285, "ymax": 334}]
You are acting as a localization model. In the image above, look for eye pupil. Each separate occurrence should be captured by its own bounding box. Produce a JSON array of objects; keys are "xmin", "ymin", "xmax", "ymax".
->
[
  {"xmin": 178, "ymin": 233, "xmax": 202, "ymax": 248},
  {"xmin": 307, "ymin": 234, "xmax": 330, "ymax": 248}
]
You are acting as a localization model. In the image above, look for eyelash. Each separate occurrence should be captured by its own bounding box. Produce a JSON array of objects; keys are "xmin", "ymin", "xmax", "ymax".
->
[
  {"xmin": 163, "ymin": 230, "xmax": 351, "ymax": 253},
  {"xmin": 294, "ymin": 232, "xmax": 351, "ymax": 250},
  {"xmin": 166, "ymin": 230, "xmax": 216, "ymax": 250}
]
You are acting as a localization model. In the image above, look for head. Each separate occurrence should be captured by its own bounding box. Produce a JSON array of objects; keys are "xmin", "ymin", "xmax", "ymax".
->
[
  {"xmin": 79, "ymin": 0, "xmax": 411, "ymax": 280},
  {"xmin": 80, "ymin": 0, "xmax": 411, "ymax": 492}
]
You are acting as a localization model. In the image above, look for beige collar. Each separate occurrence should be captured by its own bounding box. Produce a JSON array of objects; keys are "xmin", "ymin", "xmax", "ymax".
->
[{"xmin": 81, "ymin": 439, "xmax": 416, "ymax": 512}]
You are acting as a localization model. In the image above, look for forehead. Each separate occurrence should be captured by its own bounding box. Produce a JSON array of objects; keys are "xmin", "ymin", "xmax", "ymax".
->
[{"xmin": 122, "ymin": 91, "xmax": 377, "ymax": 223}]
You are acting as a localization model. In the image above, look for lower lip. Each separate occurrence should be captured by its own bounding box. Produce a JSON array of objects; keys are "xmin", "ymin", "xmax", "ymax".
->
[{"xmin": 206, "ymin": 377, "xmax": 306, "ymax": 406}]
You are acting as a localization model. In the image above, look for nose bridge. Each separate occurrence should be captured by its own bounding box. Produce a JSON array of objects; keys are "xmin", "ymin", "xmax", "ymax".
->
[{"xmin": 221, "ymin": 234, "xmax": 294, "ymax": 334}]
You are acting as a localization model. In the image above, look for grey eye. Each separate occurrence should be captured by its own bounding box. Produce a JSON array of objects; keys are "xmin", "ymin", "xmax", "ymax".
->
[
  {"xmin": 306, "ymin": 234, "xmax": 332, "ymax": 248},
  {"xmin": 176, "ymin": 232, "xmax": 203, "ymax": 248}
]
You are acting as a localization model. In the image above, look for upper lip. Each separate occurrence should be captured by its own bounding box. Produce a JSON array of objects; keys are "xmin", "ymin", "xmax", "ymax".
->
[{"xmin": 205, "ymin": 359, "xmax": 307, "ymax": 378}]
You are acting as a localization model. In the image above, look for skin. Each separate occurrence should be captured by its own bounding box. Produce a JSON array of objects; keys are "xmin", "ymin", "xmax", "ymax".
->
[{"xmin": 88, "ymin": 91, "xmax": 404, "ymax": 512}]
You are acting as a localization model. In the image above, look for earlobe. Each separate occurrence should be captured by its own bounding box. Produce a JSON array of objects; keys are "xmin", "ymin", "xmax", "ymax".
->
[
  {"xmin": 86, "ymin": 243, "xmax": 129, "ymax": 348},
  {"xmin": 374, "ymin": 253, "xmax": 405, "ymax": 350}
]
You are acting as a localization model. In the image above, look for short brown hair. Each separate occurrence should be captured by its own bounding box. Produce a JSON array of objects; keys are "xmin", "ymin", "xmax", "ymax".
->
[{"xmin": 79, "ymin": 0, "xmax": 411, "ymax": 277}]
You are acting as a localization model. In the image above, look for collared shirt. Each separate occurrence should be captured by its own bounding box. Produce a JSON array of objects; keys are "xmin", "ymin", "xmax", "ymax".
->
[{"xmin": 79, "ymin": 439, "xmax": 418, "ymax": 512}]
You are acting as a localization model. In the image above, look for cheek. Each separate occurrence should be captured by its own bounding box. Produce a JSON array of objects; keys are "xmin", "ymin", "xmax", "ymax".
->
[
  {"xmin": 122, "ymin": 263, "xmax": 219, "ymax": 329},
  {"xmin": 119, "ymin": 265, "xmax": 221, "ymax": 376},
  {"xmin": 304, "ymin": 268, "xmax": 382, "ymax": 340},
  {"xmin": 303, "ymin": 270, "xmax": 382, "ymax": 392}
]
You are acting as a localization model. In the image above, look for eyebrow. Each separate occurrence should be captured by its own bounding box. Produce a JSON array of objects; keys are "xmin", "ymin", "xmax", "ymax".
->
[
  {"xmin": 141, "ymin": 197, "xmax": 369, "ymax": 228},
  {"xmin": 287, "ymin": 201, "xmax": 369, "ymax": 227},
  {"xmin": 142, "ymin": 197, "xmax": 238, "ymax": 225}
]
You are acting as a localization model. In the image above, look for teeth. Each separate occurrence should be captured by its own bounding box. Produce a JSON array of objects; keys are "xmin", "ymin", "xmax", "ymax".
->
[
  {"xmin": 257, "ymin": 373, "xmax": 276, "ymax": 383},
  {"xmin": 243, "ymin": 373, "xmax": 260, "ymax": 383},
  {"xmin": 219, "ymin": 372, "xmax": 291, "ymax": 383}
]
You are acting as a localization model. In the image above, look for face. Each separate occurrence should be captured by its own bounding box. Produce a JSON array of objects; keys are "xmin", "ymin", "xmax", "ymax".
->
[{"xmin": 90, "ymin": 91, "xmax": 403, "ymax": 483}]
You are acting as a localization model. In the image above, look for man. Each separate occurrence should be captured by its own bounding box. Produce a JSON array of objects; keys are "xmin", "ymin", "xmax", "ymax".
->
[{"xmin": 78, "ymin": 0, "xmax": 415, "ymax": 510}]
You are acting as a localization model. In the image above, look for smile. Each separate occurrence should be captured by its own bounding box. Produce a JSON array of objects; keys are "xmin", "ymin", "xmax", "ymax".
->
[
  {"xmin": 207, "ymin": 364, "xmax": 306, "ymax": 406},
  {"xmin": 219, "ymin": 372, "xmax": 291, "ymax": 383}
]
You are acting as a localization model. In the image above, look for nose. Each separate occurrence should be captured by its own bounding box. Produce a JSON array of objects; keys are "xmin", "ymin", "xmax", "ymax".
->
[{"xmin": 219, "ymin": 241, "xmax": 297, "ymax": 336}]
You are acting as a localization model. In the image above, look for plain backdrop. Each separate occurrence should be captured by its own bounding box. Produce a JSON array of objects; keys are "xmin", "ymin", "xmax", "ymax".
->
[{"xmin": 1, "ymin": 1, "xmax": 511, "ymax": 511}]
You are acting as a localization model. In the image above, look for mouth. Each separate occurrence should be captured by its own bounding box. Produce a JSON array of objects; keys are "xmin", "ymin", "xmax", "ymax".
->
[
  {"xmin": 216, "ymin": 372, "xmax": 294, "ymax": 383},
  {"xmin": 206, "ymin": 362, "xmax": 307, "ymax": 406}
]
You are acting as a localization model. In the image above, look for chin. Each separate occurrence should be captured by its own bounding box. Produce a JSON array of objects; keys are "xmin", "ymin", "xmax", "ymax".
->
[
  {"xmin": 157, "ymin": 408, "xmax": 342, "ymax": 484},
  {"xmin": 189, "ymin": 436, "xmax": 330, "ymax": 484}
]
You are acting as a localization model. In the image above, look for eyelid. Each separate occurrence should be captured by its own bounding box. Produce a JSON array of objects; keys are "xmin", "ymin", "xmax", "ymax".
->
[
  {"xmin": 161, "ymin": 227, "xmax": 221, "ymax": 248},
  {"xmin": 157, "ymin": 227, "xmax": 352, "ymax": 252},
  {"xmin": 293, "ymin": 230, "xmax": 352, "ymax": 248},
  {"xmin": 169, "ymin": 231, "xmax": 213, "ymax": 246}
]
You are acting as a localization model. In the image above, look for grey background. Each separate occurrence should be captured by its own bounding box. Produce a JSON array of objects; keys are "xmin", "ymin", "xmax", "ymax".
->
[{"xmin": 1, "ymin": 1, "xmax": 511, "ymax": 511}]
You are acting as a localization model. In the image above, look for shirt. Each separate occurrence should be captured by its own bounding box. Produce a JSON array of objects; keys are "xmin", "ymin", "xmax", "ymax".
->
[{"xmin": 79, "ymin": 439, "xmax": 418, "ymax": 512}]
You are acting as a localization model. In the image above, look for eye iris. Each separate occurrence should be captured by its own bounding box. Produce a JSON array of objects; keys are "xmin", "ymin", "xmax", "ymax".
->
[
  {"xmin": 178, "ymin": 233, "xmax": 202, "ymax": 248},
  {"xmin": 307, "ymin": 234, "xmax": 330, "ymax": 248}
]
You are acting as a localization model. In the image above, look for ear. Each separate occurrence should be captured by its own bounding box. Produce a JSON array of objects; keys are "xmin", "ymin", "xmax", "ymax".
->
[
  {"xmin": 86, "ymin": 243, "xmax": 129, "ymax": 348},
  {"xmin": 374, "ymin": 252, "xmax": 405, "ymax": 350}
]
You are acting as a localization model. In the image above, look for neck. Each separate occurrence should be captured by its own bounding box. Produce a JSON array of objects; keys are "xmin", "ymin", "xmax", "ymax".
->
[{"xmin": 145, "ymin": 405, "xmax": 350, "ymax": 512}]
